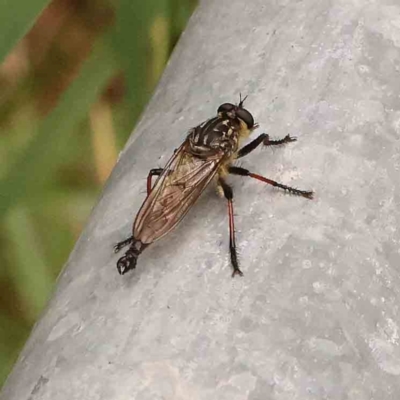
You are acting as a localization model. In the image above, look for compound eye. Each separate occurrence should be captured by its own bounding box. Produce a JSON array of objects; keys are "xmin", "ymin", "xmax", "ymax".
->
[
  {"xmin": 218, "ymin": 103, "xmax": 235, "ymax": 113},
  {"xmin": 236, "ymin": 108, "xmax": 254, "ymax": 128}
]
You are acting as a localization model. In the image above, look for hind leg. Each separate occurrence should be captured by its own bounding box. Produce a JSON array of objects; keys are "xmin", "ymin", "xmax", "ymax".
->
[
  {"xmin": 229, "ymin": 166, "xmax": 313, "ymax": 199},
  {"xmin": 217, "ymin": 177, "xmax": 243, "ymax": 278},
  {"xmin": 114, "ymin": 236, "xmax": 134, "ymax": 253}
]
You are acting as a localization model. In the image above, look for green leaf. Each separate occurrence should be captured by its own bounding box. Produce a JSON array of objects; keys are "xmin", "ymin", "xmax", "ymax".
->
[
  {"xmin": 0, "ymin": 0, "xmax": 51, "ymax": 64},
  {"xmin": 4, "ymin": 206, "xmax": 53, "ymax": 321},
  {"xmin": 110, "ymin": 0, "xmax": 170, "ymax": 123},
  {"xmin": 0, "ymin": 40, "xmax": 117, "ymax": 218},
  {"xmin": 0, "ymin": 313, "xmax": 29, "ymax": 387}
]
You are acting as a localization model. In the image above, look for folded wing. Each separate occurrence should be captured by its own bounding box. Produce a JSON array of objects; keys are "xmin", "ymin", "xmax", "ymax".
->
[{"xmin": 134, "ymin": 142, "xmax": 224, "ymax": 244}]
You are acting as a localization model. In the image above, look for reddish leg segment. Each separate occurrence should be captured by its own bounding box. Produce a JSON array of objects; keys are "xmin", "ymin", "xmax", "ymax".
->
[
  {"xmin": 218, "ymin": 177, "xmax": 243, "ymax": 277},
  {"xmin": 229, "ymin": 166, "xmax": 313, "ymax": 199}
]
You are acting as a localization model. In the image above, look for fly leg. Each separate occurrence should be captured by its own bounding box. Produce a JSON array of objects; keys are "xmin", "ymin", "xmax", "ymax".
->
[
  {"xmin": 229, "ymin": 166, "xmax": 313, "ymax": 199},
  {"xmin": 218, "ymin": 177, "xmax": 243, "ymax": 277},
  {"xmin": 114, "ymin": 236, "xmax": 134, "ymax": 253},
  {"xmin": 237, "ymin": 134, "xmax": 296, "ymax": 159},
  {"xmin": 147, "ymin": 168, "xmax": 163, "ymax": 194}
]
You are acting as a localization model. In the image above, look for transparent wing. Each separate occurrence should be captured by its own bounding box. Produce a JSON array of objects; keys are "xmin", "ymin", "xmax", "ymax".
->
[{"xmin": 133, "ymin": 142, "xmax": 224, "ymax": 244}]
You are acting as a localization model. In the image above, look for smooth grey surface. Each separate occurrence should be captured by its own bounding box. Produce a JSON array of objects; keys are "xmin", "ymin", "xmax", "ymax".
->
[{"xmin": 2, "ymin": 0, "xmax": 400, "ymax": 399}]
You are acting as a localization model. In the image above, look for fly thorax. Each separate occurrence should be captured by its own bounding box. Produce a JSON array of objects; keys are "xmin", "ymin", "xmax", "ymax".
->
[{"xmin": 187, "ymin": 116, "xmax": 239, "ymax": 157}]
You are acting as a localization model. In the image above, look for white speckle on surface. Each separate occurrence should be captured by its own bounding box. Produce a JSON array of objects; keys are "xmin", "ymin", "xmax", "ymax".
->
[
  {"xmin": 307, "ymin": 337, "xmax": 343, "ymax": 357},
  {"xmin": 378, "ymin": 318, "xmax": 400, "ymax": 345},
  {"xmin": 369, "ymin": 337, "xmax": 400, "ymax": 376},
  {"xmin": 312, "ymin": 281, "xmax": 326, "ymax": 294}
]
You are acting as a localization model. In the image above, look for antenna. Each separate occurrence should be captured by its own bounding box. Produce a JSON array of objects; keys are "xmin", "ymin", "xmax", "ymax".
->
[{"xmin": 239, "ymin": 93, "xmax": 248, "ymax": 108}]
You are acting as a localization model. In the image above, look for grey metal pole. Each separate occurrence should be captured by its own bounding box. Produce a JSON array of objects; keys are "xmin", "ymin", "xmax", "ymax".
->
[{"xmin": 2, "ymin": 0, "xmax": 400, "ymax": 398}]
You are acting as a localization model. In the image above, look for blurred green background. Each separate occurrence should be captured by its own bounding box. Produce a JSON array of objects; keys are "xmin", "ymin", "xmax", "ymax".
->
[{"xmin": 0, "ymin": 0, "xmax": 197, "ymax": 388}]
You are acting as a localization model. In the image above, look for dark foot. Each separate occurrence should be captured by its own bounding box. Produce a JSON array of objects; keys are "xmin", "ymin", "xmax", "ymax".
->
[
  {"xmin": 302, "ymin": 190, "xmax": 314, "ymax": 200},
  {"xmin": 232, "ymin": 268, "xmax": 244, "ymax": 278},
  {"xmin": 264, "ymin": 134, "xmax": 296, "ymax": 146}
]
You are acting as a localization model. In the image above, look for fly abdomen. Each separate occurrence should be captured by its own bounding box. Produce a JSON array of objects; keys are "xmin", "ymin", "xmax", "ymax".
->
[{"xmin": 116, "ymin": 239, "xmax": 148, "ymax": 275}]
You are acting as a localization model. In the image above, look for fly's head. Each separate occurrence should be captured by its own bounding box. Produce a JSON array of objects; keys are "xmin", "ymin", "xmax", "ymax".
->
[{"xmin": 217, "ymin": 95, "xmax": 255, "ymax": 132}]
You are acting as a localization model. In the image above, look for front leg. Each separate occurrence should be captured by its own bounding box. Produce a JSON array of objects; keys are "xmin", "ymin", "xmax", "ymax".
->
[{"xmin": 237, "ymin": 134, "xmax": 296, "ymax": 159}]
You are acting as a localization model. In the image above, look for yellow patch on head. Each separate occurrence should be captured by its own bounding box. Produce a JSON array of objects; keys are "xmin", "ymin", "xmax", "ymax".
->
[{"xmin": 238, "ymin": 119, "xmax": 251, "ymax": 141}]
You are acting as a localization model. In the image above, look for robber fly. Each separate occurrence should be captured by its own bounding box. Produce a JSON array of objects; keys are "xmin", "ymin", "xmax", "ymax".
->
[{"xmin": 114, "ymin": 95, "xmax": 313, "ymax": 277}]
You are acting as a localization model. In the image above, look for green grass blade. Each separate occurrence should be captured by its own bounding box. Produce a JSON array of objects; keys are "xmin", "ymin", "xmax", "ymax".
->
[
  {"xmin": 4, "ymin": 206, "xmax": 53, "ymax": 321},
  {"xmin": 110, "ymin": 0, "xmax": 170, "ymax": 123},
  {"xmin": 0, "ymin": 40, "xmax": 117, "ymax": 217},
  {"xmin": 0, "ymin": 314, "xmax": 28, "ymax": 387},
  {"xmin": 0, "ymin": 0, "xmax": 51, "ymax": 63}
]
